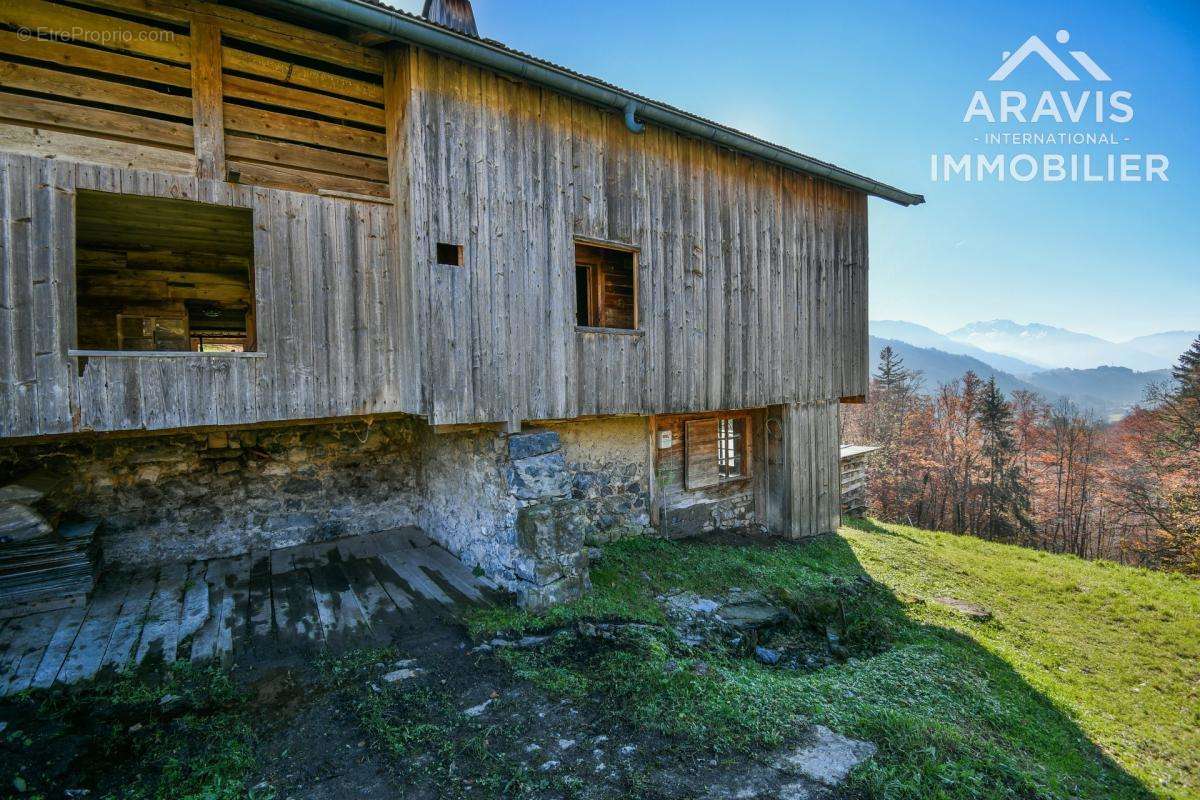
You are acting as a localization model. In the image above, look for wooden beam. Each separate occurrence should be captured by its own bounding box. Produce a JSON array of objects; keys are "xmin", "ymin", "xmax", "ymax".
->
[
  {"xmin": 838, "ymin": 394, "xmax": 866, "ymax": 404},
  {"xmin": 0, "ymin": 124, "xmax": 194, "ymax": 174},
  {"xmin": 189, "ymin": 19, "xmax": 225, "ymax": 180}
]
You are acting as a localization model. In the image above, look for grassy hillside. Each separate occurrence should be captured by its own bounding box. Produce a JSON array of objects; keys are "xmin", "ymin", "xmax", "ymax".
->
[{"xmin": 471, "ymin": 520, "xmax": 1200, "ymax": 799}]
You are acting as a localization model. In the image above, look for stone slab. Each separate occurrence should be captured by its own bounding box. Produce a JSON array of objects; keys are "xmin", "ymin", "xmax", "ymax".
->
[{"xmin": 508, "ymin": 430, "xmax": 561, "ymax": 461}]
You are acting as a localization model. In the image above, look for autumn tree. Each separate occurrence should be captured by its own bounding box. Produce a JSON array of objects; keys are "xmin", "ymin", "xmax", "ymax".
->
[{"xmin": 1112, "ymin": 336, "xmax": 1200, "ymax": 573}]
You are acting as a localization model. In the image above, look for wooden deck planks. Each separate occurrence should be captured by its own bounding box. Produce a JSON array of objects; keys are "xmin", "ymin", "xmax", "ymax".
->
[
  {"xmin": 289, "ymin": 542, "xmax": 372, "ymax": 641},
  {"xmin": 56, "ymin": 577, "xmax": 130, "ymax": 684},
  {"xmin": 379, "ymin": 552, "xmax": 453, "ymax": 605},
  {"xmin": 30, "ymin": 604, "xmax": 87, "ymax": 689},
  {"xmin": 0, "ymin": 610, "xmax": 63, "ymax": 694},
  {"xmin": 2, "ymin": 532, "xmax": 498, "ymax": 693},
  {"xmin": 247, "ymin": 552, "xmax": 274, "ymax": 641},
  {"xmin": 100, "ymin": 572, "xmax": 156, "ymax": 670},
  {"xmin": 134, "ymin": 562, "xmax": 188, "ymax": 665}
]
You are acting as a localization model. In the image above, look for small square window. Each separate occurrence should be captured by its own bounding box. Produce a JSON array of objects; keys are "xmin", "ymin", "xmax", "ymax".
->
[
  {"xmin": 574, "ymin": 241, "xmax": 636, "ymax": 330},
  {"xmin": 74, "ymin": 190, "xmax": 254, "ymax": 353},
  {"xmin": 436, "ymin": 242, "xmax": 463, "ymax": 266}
]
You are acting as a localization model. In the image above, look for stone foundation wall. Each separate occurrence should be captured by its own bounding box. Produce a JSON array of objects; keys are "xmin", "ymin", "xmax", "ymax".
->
[
  {"xmin": 0, "ymin": 415, "xmax": 659, "ymax": 606},
  {"xmin": 416, "ymin": 426, "xmax": 521, "ymax": 587},
  {"xmin": 0, "ymin": 419, "xmax": 423, "ymax": 563},
  {"xmin": 661, "ymin": 493, "xmax": 758, "ymax": 537},
  {"xmin": 547, "ymin": 417, "xmax": 652, "ymax": 542}
]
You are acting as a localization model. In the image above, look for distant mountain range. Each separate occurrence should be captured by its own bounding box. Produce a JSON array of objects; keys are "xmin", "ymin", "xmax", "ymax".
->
[
  {"xmin": 1122, "ymin": 331, "xmax": 1200, "ymax": 363},
  {"xmin": 945, "ymin": 320, "xmax": 1175, "ymax": 372},
  {"xmin": 865, "ymin": 319, "xmax": 1196, "ymax": 420},
  {"xmin": 869, "ymin": 336, "xmax": 1045, "ymax": 397},
  {"xmin": 871, "ymin": 321, "xmax": 1043, "ymax": 374}
]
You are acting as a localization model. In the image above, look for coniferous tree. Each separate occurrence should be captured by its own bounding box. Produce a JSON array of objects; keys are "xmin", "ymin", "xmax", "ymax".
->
[
  {"xmin": 868, "ymin": 347, "xmax": 924, "ymax": 518},
  {"xmin": 976, "ymin": 377, "xmax": 1034, "ymax": 542},
  {"xmin": 1173, "ymin": 335, "xmax": 1200, "ymax": 398}
]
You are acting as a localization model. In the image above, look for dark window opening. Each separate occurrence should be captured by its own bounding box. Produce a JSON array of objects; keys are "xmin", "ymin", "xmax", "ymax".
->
[
  {"xmin": 74, "ymin": 190, "xmax": 255, "ymax": 352},
  {"xmin": 574, "ymin": 241, "xmax": 636, "ymax": 329},
  {"xmin": 718, "ymin": 416, "xmax": 748, "ymax": 480},
  {"xmin": 575, "ymin": 265, "xmax": 593, "ymax": 326},
  {"xmin": 436, "ymin": 242, "xmax": 463, "ymax": 266}
]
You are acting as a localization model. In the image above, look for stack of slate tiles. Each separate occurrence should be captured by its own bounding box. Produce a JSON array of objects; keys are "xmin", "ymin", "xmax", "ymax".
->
[{"xmin": 0, "ymin": 470, "xmax": 100, "ymax": 618}]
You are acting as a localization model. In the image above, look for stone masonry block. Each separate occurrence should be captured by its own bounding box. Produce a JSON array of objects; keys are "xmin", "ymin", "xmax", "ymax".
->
[
  {"xmin": 508, "ymin": 451, "xmax": 570, "ymax": 500},
  {"xmin": 507, "ymin": 430, "xmax": 561, "ymax": 461}
]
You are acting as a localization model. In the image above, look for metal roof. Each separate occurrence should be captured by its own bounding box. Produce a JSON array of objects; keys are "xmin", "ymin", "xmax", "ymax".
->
[{"xmin": 284, "ymin": 0, "xmax": 925, "ymax": 206}]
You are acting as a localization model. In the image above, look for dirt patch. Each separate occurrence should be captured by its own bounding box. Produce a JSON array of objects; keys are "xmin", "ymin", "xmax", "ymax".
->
[{"xmin": 1, "ymin": 601, "xmax": 872, "ymax": 800}]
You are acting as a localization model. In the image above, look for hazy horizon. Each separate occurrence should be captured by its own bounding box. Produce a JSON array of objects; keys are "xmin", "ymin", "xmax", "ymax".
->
[
  {"xmin": 387, "ymin": 0, "xmax": 1199, "ymax": 342},
  {"xmin": 869, "ymin": 317, "xmax": 1198, "ymax": 343}
]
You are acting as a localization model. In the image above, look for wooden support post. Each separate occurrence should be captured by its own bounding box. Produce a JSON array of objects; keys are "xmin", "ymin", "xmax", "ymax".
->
[
  {"xmin": 190, "ymin": 19, "xmax": 225, "ymax": 180},
  {"xmin": 383, "ymin": 46, "xmax": 422, "ymax": 411}
]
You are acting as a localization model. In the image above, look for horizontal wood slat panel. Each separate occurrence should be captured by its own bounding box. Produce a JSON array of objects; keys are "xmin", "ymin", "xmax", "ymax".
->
[
  {"xmin": 225, "ymin": 135, "xmax": 387, "ymax": 183},
  {"xmin": 0, "ymin": 92, "xmax": 193, "ymax": 148},
  {"xmin": 223, "ymin": 103, "xmax": 385, "ymax": 157},
  {"xmin": 77, "ymin": 268, "xmax": 253, "ymax": 303},
  {"xmin": 222, "ymin": 46, "xmax": 384, "ymax": 105},
  {"xmin": 0, "ymin": 124, "xmax": 193, "ymax": 172},
  {"xmin": 0, "ymin": 60, "xmax": 192, "ymax": 118},
  {"xmin": 684, "ymin": 418, "xmax": 719, "ymax": 490},
  {"xmin": 227, "ymin": 160, "xmax": 389, "ymax": 199},
  {"xmin": 223, "ymin": 74, "xmax": 384, "ymax": 127},
  {"xmin": 0, "ymin": 29, "xmax": 191, "ymax": 87},
  {"xmin": 0, "ymin": 0, "xmax": 191, "ymax": 64},
  {"xmin": 74, "ymin": 0, "xmax": 382, "ymax": 74}
]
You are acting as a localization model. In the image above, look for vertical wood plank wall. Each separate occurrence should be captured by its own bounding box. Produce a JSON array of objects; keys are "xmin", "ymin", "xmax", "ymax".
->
[
  {"xmin": 0, "ymin": 153, "xmax": 415, "ymax": 437},
  {"xmin": 781, "ymin": 399, "xmax": 842, "ymax": 537},
  {"xmin": 2, "ymin": 38, "xmax": 870, "ymax": 443},
  {"xmin": 401, "ymin": 48, "xmax": 870, "ymax": 427}
]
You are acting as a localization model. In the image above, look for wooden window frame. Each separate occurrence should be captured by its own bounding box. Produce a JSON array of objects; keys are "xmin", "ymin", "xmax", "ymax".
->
[
  {"xmin": 573, "ymin": 238, "xmax": 639, "ymax": 332},
  {"xmin": 717, "ymin": 414, "xmax": 751, "ymax": 482},
  {"xmin": 683, "ymin": 412, "xmax": 752, "ymax": 491}
]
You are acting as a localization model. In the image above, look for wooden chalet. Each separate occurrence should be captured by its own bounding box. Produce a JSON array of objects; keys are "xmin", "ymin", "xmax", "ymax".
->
[{"xmin": 0, "ymin": 0, "xmax": 921, "ymax": 607}]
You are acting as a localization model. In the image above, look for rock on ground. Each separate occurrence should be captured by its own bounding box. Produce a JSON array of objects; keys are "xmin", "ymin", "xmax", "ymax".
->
[
  {"xmin": 933, "ymin": 596, "xmax": 993, "ymax": 621},
  {"xmin": 776, "ymin": 725, "xmax": 878, "ymax": 786}
]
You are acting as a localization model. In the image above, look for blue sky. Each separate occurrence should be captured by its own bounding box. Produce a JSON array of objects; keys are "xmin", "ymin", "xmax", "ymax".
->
[{"xmin": 391, "ymin": 0, "xmax": 1199, "ymax": 342}]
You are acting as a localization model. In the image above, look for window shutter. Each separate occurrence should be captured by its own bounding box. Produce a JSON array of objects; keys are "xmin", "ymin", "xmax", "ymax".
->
[{"xmin": 685, "ymin": 419, "xmax": 720, "ymax": 490}]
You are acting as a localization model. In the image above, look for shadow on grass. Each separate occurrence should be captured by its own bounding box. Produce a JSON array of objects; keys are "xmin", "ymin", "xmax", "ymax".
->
[
  {"xmin": 843, "ymin": 515, "xmax": 931, "ymax": 547},
  {"xmin": 782, "ymin": 530, "xmax": 1154, "ymax": 799},
  {"xmin": 498, "ymin": 528, "xmax": 1160, "ymax": 800}
]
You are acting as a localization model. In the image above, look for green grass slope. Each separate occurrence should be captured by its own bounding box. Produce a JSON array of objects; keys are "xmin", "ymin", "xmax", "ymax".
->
[{"xmin": 470, "ymin": 520, "xmax": 1200, "ymax": 800}]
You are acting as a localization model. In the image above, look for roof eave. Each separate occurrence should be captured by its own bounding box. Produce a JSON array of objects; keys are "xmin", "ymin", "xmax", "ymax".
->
[{"xmin": 288, "ymin": 0, "xmax": 925, "ymax": 206}]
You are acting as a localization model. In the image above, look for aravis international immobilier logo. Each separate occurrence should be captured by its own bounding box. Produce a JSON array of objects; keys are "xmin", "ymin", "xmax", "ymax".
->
[{"xmin": 931, "ymin": 29, "xmax": 1169, "ymax": 184}]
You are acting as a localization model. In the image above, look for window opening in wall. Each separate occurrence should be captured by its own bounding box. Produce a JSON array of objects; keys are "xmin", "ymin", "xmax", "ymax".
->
[
  {"xmin": 74, "ymin": 190, "xmax": 255, "ymax": 353},
  {"xmin": 436, "ymin": 242, "xmax": 463, "ymax": 266},
  {"xmin": 718, "ymin": 416, "xmax": 748, "ymax": 480},
  {"xmin": 573, "ymin": 241, "xmax": 636, "ymax": 330},
  {"xmin": 683, "ymin": 413, "xmax": 751, "ymax": 491}
]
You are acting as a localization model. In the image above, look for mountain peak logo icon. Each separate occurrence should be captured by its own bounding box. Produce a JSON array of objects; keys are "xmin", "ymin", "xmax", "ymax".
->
[{"xmin": 989, "ymin": 29, "xmax": 1110, "ymax": 82}]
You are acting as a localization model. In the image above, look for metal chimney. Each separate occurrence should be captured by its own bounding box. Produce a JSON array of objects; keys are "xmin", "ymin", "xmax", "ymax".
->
[{"xmin": 421, "ymin": 0, "xmax": 478, "ymax": 37}]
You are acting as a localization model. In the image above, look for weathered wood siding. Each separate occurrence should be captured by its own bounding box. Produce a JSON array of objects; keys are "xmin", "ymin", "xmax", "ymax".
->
[
  {"xmin": 0, "ymin": 0, "xmax": 387, "ymax": 197},
  {"xmin": 780, "ymin": 400, "xmax": 842, "ymax": 537},
  {"xmin": 400, "ymin": 48, "xmax": 869, "ymax": 426},
  {"xmin": 0, "ymin": 154, "xmax": 417, "ymax": 438}
]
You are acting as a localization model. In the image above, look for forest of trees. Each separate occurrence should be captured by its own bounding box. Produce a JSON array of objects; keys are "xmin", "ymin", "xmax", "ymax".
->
[{"xmin": 841, "ymin": 337, "xmax": 1200, "ymax": 574}]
